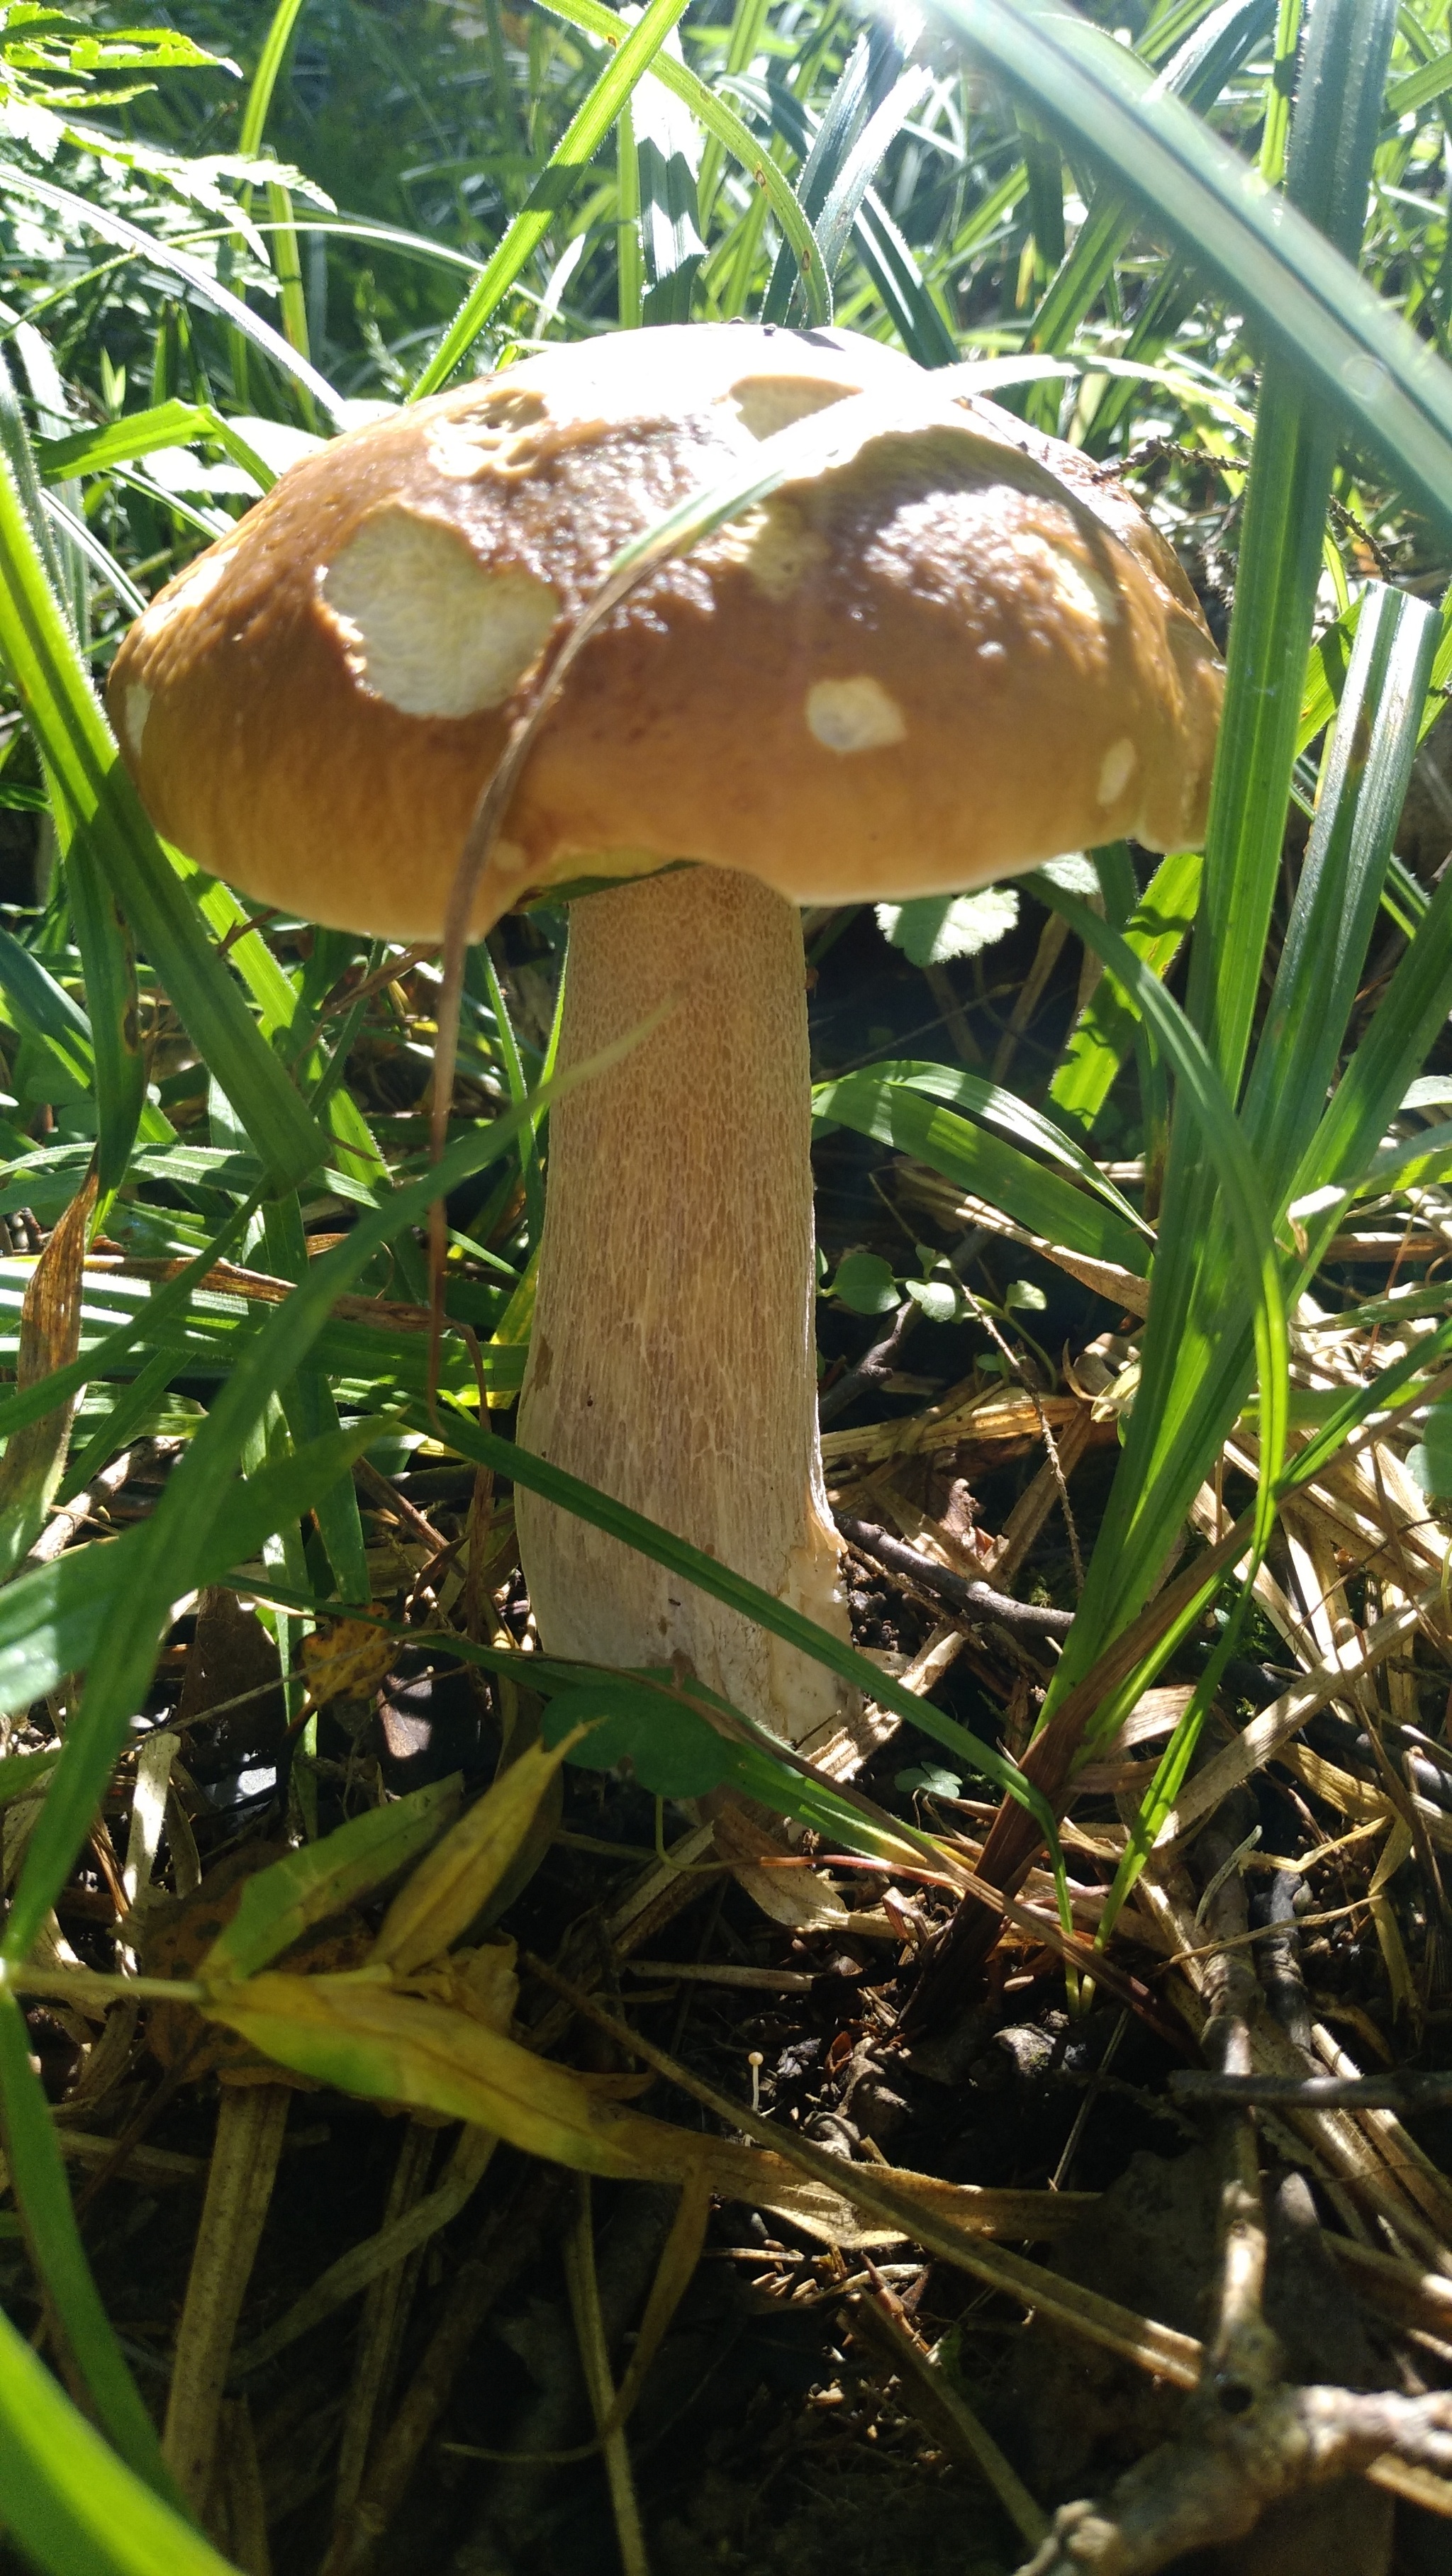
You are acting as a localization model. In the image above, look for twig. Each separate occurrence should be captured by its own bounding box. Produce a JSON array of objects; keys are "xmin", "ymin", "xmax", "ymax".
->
[
  {"xmin": 819, "ymin": 1297, "xmax": 920, "ymax": 1427},
  {"xmin": 1170, "ymin": 2069, "xmax": 1452, "ymax": 2111},
  {"xmin": 564, "ymin": 2178, "xmax": 651, "ymax": 2576},
  {"xmin": 318, "ymin": 2167, "xmax": 569, "ymax": 2576},
  {"xmin": 844, "ymin": 2284, "xmax": 1049, "ymax": 2550},
  {"xmin": 835, "ymin": 1514, "xmax": 1074, "ymax": 1637},
  {"xmin": 162, "ymin": 2082, "xmax": 291, "ymax": 2515}
]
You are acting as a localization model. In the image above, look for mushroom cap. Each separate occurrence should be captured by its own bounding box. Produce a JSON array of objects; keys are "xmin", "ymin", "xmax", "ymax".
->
[{"xmin": 108, "ymin": 323, "xmax": 1223, "ymax": 942}]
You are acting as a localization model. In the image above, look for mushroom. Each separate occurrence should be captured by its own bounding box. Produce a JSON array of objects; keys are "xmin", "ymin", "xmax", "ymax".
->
[{"xmin": 109, "ymin": 323, "xmax": 1223, "ymax": 1759}]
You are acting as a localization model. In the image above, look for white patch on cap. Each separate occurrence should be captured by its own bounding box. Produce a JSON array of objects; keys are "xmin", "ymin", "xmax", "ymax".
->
[
  {"xmin": 142, "ymin": 543, "xmax": 233, "ymax": 636},
  {"xmin": 738, "ymin": 502, "xmax": 830, "ymax": 602},
  {"xmin": 319, "ymin": 510, "xmax": 559, "ymax": 717},
  {"xmin": 805, "ymin": 676, "xmax": 906, "ymax": 754},
  {"xmin": 1098, "ymin": 736, "xmax": 1137, "ymax": 805},
  {"xmin": 124, "ymin": 684, "xmax": 152, "ymax": 757},
  {"xmin": 729, "ymin": 376, "xmax": 854, "ymax": 442},
  {"xmin": 426, "ymin": 388, "xmax": 549, "ymax": 481},
  {"xmin": 1019, "ymin": 532, "xmax": 1120, "ymax": 632},
  {"xmin": 1050, "ymin": 545, "xmax": 1119, "ymax": 629}
]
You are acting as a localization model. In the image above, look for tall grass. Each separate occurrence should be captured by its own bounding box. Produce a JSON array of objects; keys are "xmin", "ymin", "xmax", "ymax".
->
[{"xmin": 2, "ymin": 0, "xmax": 1452, "ymax": 2560}]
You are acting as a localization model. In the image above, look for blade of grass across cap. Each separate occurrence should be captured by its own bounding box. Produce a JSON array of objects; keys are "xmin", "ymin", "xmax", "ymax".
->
[
  {"xmin": 0, "ymin": 2300, "xmax": 235, "ymax": 2576},
  {"xmin": 930, "ymin": 0, "xmax": 1452, "ymax": 537},
  {"xmin": 532, "ymin": 0, "xmax": 830, "ymax": 325},
  {"xmin": 426, "ymin": 381, "xmax": 1023, "ymax": 1328},
  {"xmin": 0, "ymin": 1043, "xmax": 648, "ymax": 1966},
  {"xmin": 0, "ymin": 1992, "xmax": 184, "ymax": 2509},
  {"xmin": 0, "ymin": 447, "xmax": 329, "ymax": 1192},
  {"xmin": 409, "ymin": 0, "xmax": 698, "ymax": 398}
]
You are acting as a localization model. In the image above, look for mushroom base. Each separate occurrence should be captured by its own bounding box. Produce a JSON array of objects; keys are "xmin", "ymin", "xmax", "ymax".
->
[{"xmin": 515, "ymin": 863, "xmax": 856, "ymax": 1753}]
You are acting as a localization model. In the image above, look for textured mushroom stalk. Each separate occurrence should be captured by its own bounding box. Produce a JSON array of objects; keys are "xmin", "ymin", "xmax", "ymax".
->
[{"xmin": 516, "ymin": 864, "xmax": 854, "ymax": 1751}]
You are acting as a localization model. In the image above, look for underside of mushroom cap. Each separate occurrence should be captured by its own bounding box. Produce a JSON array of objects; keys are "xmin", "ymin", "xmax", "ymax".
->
[{"xmin": 108, "ymin": 323, "xmax": 1223, "ymax": 943}]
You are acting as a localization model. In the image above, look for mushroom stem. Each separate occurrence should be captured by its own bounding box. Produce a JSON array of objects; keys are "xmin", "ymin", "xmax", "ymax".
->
[{"xmin": 515, "ymin": 863, "xmax": 854, "ymax": 1750}]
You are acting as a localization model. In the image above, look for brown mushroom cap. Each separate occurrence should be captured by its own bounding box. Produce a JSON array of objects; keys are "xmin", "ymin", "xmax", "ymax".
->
[{"xmin": 108, "ymin": 323, "xmax": 1222, "ymax": 942}]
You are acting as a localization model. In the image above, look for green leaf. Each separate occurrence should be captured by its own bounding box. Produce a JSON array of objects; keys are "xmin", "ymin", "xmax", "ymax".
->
[
  {"xmin": 36, "ymin": 401, "xmax": 277, "ymax": 493},
  {"xmin": 542, "ymin": 1677, "xmax": 734, "ymax": 1798},
  {"xmin": 1414, "ymin": 1402, "xmax": 1452, "ymax": 1501},
  {"xmin": 0, "ymin": 1745, "xmax": 57, "ymax": 1807},
  {"xmin": 830, "ymin": 1250, "xmax": 898, "ymax": 1315},
  {"xmin": 1049, "ymin": 850, "xmax": 1202, "ymax": 1131},
  {"xmin": 202, "ymin": 1774, "xmax": 464, "ymax": 1983}
]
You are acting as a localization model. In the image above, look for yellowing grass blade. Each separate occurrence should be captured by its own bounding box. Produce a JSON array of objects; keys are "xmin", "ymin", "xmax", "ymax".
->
[{"xmin": 372, "ymin": 1735, "xmax": 580, "ymax": 1973}]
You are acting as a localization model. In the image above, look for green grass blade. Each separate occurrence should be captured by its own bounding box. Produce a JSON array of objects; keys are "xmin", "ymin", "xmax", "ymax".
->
[
  {"xmin": 239, "ymin": 0, "xmax": 308, "ymax": 157},
  {"xmin": 0, "ymin": 164, "xmax": 346, "ymax": 429},
  {"xmin": 38, "ymin": 404, "xmax": 277, "ymax": 495},
  {"xmin": 0, "ymin": 449, "xmax": 329, "ymax": 1192},
  {"xmin": 1049, "ymin": 851, "xmax": 1202, "ymax": 1133},
  {"xmin": 408, "ymin": 1405, "xmax": 1061, "ymax": 1842},
  {"xmin": 410, "ymin": 0, "xmax": 697, "ymax": 396},
  {"xmin": 635, "ymin": 27, "xmax": 705, "ymax": 323},
  {"xmin": 0, "ymin": 1993, "xmax": 183, "ymax": 2509},
  {"xmin": 260, "ymin": 1196, "xmax": 371, "ymax": 1604},
  {"xmin": 760, "ymin": 32, "xmax": 873, "ymax": 320},
  {"xmin": 0, "ymin": 922, "xmax": 94, "ymax": 1093},
  {"xmin": 1244, "ymin": 580, "xmax": 1439, "ymax": 1199},
  {"xmin": 0, "ymin": 2297, "xmax": 233, "ymax": 2576},
  {"xmin": 59, "ymin": 831, "xmax": 149, "ymax": 1197},
  {"xmin": 1288, "ymin": 849, "xmax": 1452, "ymax": 1258},
  {"xmin": 814, "ymin": 1064, "xmax": 1151, "ymax": 1270},
  {"xmin": 933, "ymin": 0, "xmax": 1452, "ymax": 538},
  {"xmin": 533, "ymin": 0, "xmax": 830, "ymax": 325},
  {"xmin": 1028, "ymin": 874, "xmax": 1290, "ymax": 1586}
]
